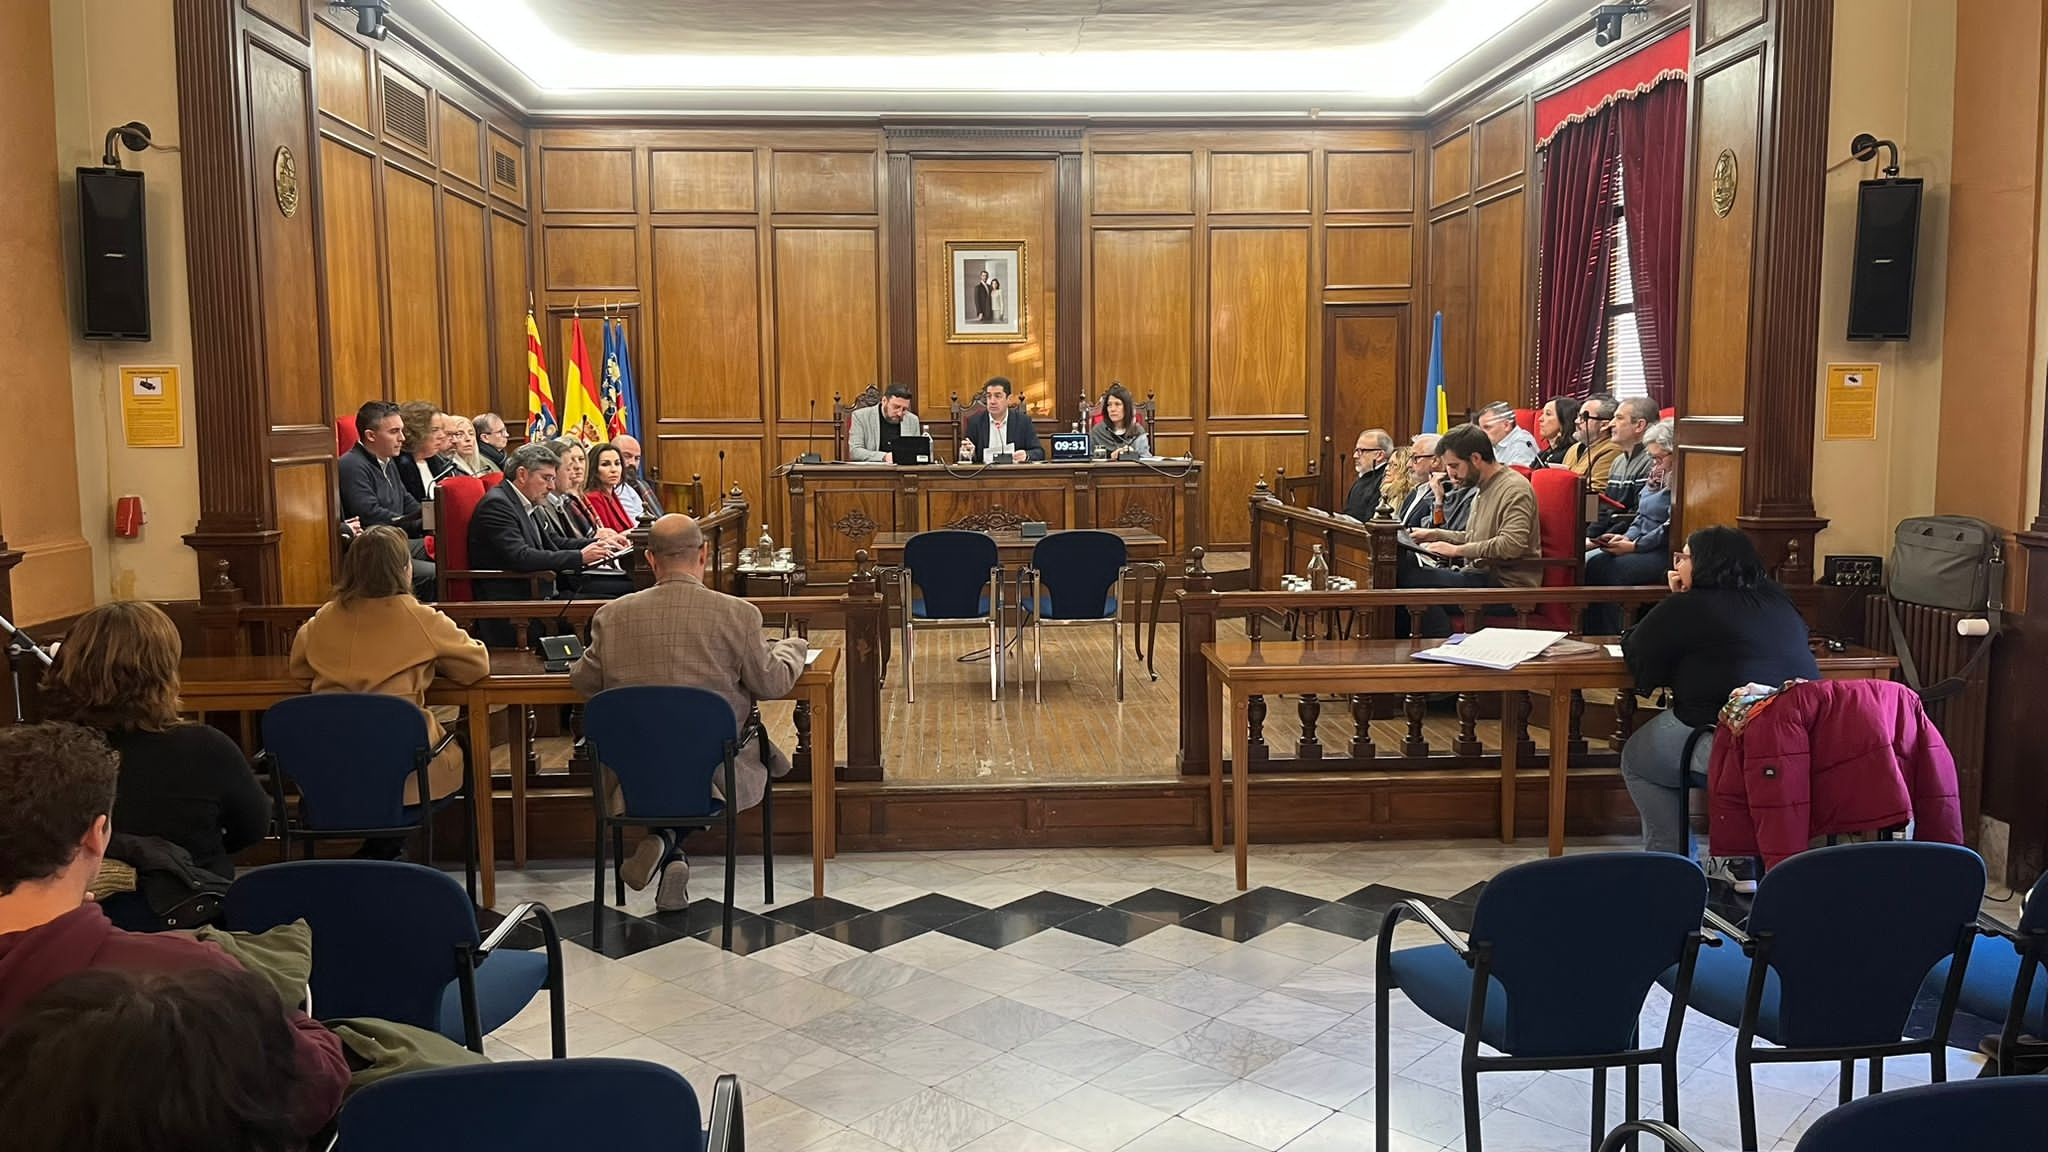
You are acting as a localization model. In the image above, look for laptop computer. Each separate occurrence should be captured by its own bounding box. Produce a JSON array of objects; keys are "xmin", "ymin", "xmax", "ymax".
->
[{"xmin": 890, "ymin": 435, "xmax": 933, "ymax": 465}]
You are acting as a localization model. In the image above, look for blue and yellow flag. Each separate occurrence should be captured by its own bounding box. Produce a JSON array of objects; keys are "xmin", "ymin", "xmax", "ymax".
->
[{"xmin": 1422, "ymin": 310, "xmax": 1448, "ymax": 436}]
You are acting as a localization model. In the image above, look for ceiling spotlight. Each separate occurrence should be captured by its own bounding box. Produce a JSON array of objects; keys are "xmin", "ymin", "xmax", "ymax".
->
[
  {"xmin": 332, "ymin": 0, "xmax": 391, "ymax": 41},
  {"xmin": 1593, "ymin": 2, "xmax": 1649, "ymax": 47}
]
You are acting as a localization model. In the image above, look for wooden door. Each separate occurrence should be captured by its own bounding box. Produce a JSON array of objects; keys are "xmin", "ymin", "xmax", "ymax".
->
[{"xmin": 1322, "ymin": 306, "xmax": 1407, "ymax": 495}]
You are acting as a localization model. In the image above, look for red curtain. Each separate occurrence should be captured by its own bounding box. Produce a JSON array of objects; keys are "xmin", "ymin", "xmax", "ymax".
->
[
  {"xmin": 1536, "ymin": 111, "xmax": 1619, "ymax": 402},
  {"xmin": 1615, "ymin": 79, "xmax": 1687, "ymax": 409}
]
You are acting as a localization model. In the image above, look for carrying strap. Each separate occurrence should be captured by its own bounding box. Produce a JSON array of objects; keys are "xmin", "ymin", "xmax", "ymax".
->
[{"xmin": 1886, "ymin": 543, "xmax": 2003, "ymax": 703}]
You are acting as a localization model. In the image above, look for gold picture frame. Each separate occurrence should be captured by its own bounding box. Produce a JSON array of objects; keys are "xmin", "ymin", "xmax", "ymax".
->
[{"xmin": 946, "ymin": 240, "xmax": 1027, "ymax": 344}]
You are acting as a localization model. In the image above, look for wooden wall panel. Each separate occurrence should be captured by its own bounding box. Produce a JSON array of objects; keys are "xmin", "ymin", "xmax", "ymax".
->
[
  {"xmin": 1091, "ymin": 229, "xmax": 1193, "ymax": 419},
  {"xmin": 248, "ymin": 45, "xmax": 322, "ymax": 428},
  {"xmin": 382, "ymin": 166, "xmax": 444, "ymax": 403},
  {"xmin": 1680, "ymin": 450, "xmax": 1743, "ymax": 539},
  {"xmin": 1427, "ymin": 210, "xmax": 1473, "ymax": 414},
  {"xmin": 311, "ymin": 19, "xmax": 369, "ymax": 132},
  {"xmin": 1327, "ymin": 310, "xmax": 1403, "ymax": 458},
  {"xmin": 541, "ymin": 148, "xmax": 635, "ymax": 213},
  {"xmin": 656, "ymin": 435, "xmax": 767, "ymax": 519},
  {"xmin": 490, "ymin": 213, "xmax": 530, "ymax": 420},
  {"xmin": 774, "ymin": 151, "xmax": 877, "ymax": 214},
  {"xmin": 1474, "ymin": 104, "xmax": 1528, "ymax": 188},
  {"xmin": 912, "ymin": 159, "xmax": 1059, "ymax": 413},
  {"xmin": 1207, "ymin": 431, "xmax": 1311, "ymax": 546},
  {"xmin": 442, "ymin": 195, "xmax": 491, "ymax": 418},
  {"xmin": 1472, "ymin": 190, "xmax": 1526, "ymax": 398},
  {"xmin": 1700, "ymin": 0, "xmax": 1768, "ymax": 49},
  {"xmin": 1686, "ymin": 53, "xmax": 1763, "ymax": 418},
  {"xmin": 1209, "ymin": 228, "xmax": 1309, "ymax": 418},
  {"xmin": 1209, "ymin": 152, "xmax": 1311, "ymax": 214},
  {"xmin": 543, "ymin": 226, "xmax": 638, "ymax": 291},
  {"xmin": 650, "ymin": 150, "xmax": 756, "ymax": 213},
  {"xmin": 318, "ymin": 139, "xmax": 383, "ymax": 416},
  {"xmin": 243, "ymin": 0, "xmax": 304, "ymax": 37},
  {"xmin": 1326, "ymin": 151, "xmax": 1413, "ymax": 214},
  {"xmin": 489, "ymin": 130, "xmax": 526, "ymax": 209},
  {"xmin": 1429, "ymin": 131, "xmax": 1473, "ymax": 207},
  {"xmin": 654, "ymin": 227, "xmax": 762, "ymax": 420},
  {"xmin": 1091, "ymin": 152, "xmax": 1193, "ymax": 215},
  {"xmin": 1326, "ymin": 225, "xmax": 1412, "ymax": 289},
  {"xmin": 438, "ymin": 100, "xmax": 482, "ymax": 188},
  {"xmin": 776, "ymin": 228, "xmax": 881, "ymax": 420},
  {"xmin": 273, "ymin": 460, "xmax": 333, "ymax": 605}
]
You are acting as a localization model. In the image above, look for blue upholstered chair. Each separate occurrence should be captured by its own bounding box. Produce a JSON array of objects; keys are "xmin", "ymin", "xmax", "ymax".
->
[
  {"xmin": 1925, "ymin": 866, "xmax": 2048, "ymax": 1076},
  {"xmin": 260, "ymin": 692, "xmax": 476, "ymax": 904},
  {"xmin": 898, "ymin": 529, "xmax": 1005, "ymax": 702},
  {"xmin": 225, "ymin": 859, "xmax": 564, "ymax": 1058},
  {"xmin": 585, "ymin": 686, "xmax": 762, "ymax": 949},
  {"xmin": 1791, "ymin": 1077, "xmax": 2048, "ymax": 1150},
  {"xmin": 1019, "ymin": 530, "xmax": 1162, "ymax": 702},
  {"xmin": 1376, "ymin": 853, "xmax": 1710, "ymax": 1152},
  {"xmin": 1598, "ymin": 1120, "xmax": 1707, "ymax": 1152},
  {"xmin": 1664, "ymin": 841, "xmax": 1985, "ymax": 1151},
  {"xmin": 336, "ymin": 1058, "xmax": 742, "ymax": 1151}
]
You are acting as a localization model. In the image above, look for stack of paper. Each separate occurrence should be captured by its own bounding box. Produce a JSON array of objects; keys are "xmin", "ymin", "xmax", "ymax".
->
[{"xmin": 1412, "ymin": 628, "xmax": 1568, "ymax": 671}]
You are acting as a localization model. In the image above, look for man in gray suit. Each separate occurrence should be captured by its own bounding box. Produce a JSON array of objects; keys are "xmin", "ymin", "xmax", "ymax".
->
[
  {"xmin": 847, "ymin": 384, "xmax": 923, "ymax": 463},
  {"xmin": 569, "ymin": 514, "xmax": 809, "ymax": 909}
]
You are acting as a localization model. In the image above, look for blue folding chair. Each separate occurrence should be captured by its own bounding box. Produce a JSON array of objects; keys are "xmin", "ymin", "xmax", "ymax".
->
[
  {"xmin": 897, "ymin": 529, "xmax": 1004, "ymax": 702},
  {"xmin": 1020, "ymin": 530, "xmax": 1162, "ymax": 702},
  {"xmin": 225, "ymin": 859, "xmax": 565, "ymax": 1058},
  {"xmin": 1662, "ymin": 841, "xmax": 1984, "ymax": 1151},
  {"xmin": 586, "ymin": 686, "xmax": 765, "ymax": 950},
  {"xmin": 1925, "ymin": 867, "xmax": 2048, "ymax": 1076},
  {"xmin": 260, "ymin": 693, "xmax": 477, "ymax": 904},
  {"xmin": 1376, "ymin": 853, "xmax": 1710, "ymax": 1152},
  {"xmin": 336, "ymin": 1058, "xmax": 742, "ymax": 1151},
  {"xmin": 1791, "ymin": 1076, "xmax": 2048, "ymax": 1150}
]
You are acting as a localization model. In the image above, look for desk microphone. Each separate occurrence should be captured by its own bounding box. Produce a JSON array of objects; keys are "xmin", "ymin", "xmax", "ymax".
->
[
  {"xmin": 536, "ymin": 596, "xmax": 585, "ymax": 669},
  {"xmin": 797, "ymin": 399, "xmax": 823, "ymax": 464},
  {"xmin": 717, "ymin": 449, "xmax": 726, "ymax": 498}
]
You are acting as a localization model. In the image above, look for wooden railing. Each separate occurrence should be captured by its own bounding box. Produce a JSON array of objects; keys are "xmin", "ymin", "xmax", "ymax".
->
[
  {"xmin": 193, "ymin": 553, "xmax": 889, "ymax": 783},
  {"xmin": 1247, "ymin": 486, "xmax": 1398, "ymax": 592},
  {"xmin": 1176, "ymin": 548, "xmax": 1673, "ymax": 778}
]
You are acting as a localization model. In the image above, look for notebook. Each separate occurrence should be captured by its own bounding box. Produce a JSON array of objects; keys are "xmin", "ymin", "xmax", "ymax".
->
[{"xmin": 1412, "ymin": 628, "xmax": 1568, "ymax": 671}]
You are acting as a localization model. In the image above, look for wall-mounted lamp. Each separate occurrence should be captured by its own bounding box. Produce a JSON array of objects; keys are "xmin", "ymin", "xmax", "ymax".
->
[
  {"xmin": 1850, "ymin": 132, "xmax": 1901, "ymax": 178},
  {"xmin": 101, "ymin": 121, "xmax": 151, "ymax": 169}
]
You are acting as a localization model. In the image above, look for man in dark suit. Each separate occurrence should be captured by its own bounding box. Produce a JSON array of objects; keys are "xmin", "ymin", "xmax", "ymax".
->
[
  {"xmin": 468, "ymin": 442, "xmax": 634, "ymax": 600},
  {"xmin": 337, "ymin": 399, "xmax": 434, "ymax": 598},
  {"xmin": 1343, "ymin": 428, "xmax": 1393, "ymax": 519},
  {"xmin": 473, "ymin": 411, "xmax": 511, "ymax": 470},
  {"xmin": 972, "ymin": 270, "xmax": 993, "ymax": 323},
  {"xmin": 958, "ymin": 376, "xmax": 1043, "ymax": 463}
]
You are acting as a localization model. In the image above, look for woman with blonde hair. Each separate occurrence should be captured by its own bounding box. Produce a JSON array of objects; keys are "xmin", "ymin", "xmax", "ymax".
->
[
  {"xmin": 42, "ymin": 601, "xmax": 269, "ymax": 880},
  {"xmin": 444, "ymin": 414, "xmax": 498, "ymax": 476},
  {"xmin": 288, "ymin": 526, "xmax": 490, "ymax": 816},
  {"xmin": 1381, "ymin": 446, "xmax": 1418, "ymax": 514},
  {"xmin": 541, "ymin": 438, "xmax": 603, "ymax": 541}
]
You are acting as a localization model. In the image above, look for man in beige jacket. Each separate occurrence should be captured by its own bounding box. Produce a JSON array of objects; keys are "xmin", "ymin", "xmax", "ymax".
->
[{"xmin": 569, "ymin": 514, "xmax": 808, "ymax": 909}]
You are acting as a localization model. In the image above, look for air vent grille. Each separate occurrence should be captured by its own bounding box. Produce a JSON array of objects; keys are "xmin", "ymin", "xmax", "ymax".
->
[
  {"xmin": 493, "ymin": 150, "xmax": 519, "ymax": 189},
  {"xmin": 381, "ymin": 76, "xmax": 429, "ymax": 150}
]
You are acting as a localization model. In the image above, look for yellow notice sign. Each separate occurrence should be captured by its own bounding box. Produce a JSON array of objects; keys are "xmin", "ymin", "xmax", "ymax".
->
[
  {"xmin": 121, "ymin": 365, "xmax": 183, "ymax": 448},
  {"xmin": 1823, "ymin": 362, "xmax": 1879, "ymax": 440}
]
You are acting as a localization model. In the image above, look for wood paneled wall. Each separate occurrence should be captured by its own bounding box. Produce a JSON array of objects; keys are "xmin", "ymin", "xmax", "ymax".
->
[{"xmin": 176, "ymin": 0, "xmax": 529, "ymax": 602}]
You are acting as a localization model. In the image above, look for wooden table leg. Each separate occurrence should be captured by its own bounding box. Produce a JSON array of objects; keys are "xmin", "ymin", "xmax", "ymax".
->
[
  {"xmin": 812, "ymin": 680, "xmax": 838, "ymax": 898},
  {"xmin": 1548, "ymin": 685, "xmax": 1572, "ymax": 857},
  {"xmin": 1208, "ymin": 673, "xmax": 1226, "ymax": 852},
  {"xmin": 1232, "ymin": 694, "xmax": 1251, "ymax": 891},
  {"xmin": 1147, "ymin": 568, "xmax": 1165, "ymax": 679},
  {"xmin": 509, "ymin": 706, "xmax": 529, "ymax": 870},
  {"xmin": 1499, "ymin": 690, "xmax": 1517, "ymax": 844},
  {"xmin": 465, "ymin": 691, "xmax": 497, "ymax": 908}
]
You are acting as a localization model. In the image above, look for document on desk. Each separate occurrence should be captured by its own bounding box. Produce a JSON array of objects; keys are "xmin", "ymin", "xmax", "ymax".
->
[
  {"xmin": 805, "ymin": 648, "xmax": 823, "ymax": 666},
  {"xmin": 1412, "ymin": 628, "xmax": 1568, "ymax": 671},
  {"xmin": 1605, "ymin": 644, "xmax": 1625, "ymax": 658}
]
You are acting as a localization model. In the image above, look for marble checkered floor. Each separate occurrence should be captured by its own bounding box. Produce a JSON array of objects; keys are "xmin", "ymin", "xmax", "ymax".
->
[{"xmin": 478, "ymin": 840, "xmax": 2000, "ymax": 1152}]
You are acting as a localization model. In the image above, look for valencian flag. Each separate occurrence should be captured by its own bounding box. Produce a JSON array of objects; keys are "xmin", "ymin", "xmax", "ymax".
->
[
  {"xmin": 1422, "ymin": 310, "xmax": 1448, "ymax": 436},
  {"xmin": 561, "ymin": 317, "xmax": 608, "ymax": 444},
  {"xmin": 525, "ymin": 308, "xmax": 559, "ymax": 441},
  {"xmin": 599, "ymin": 318, "xmax": 641, "ymax": 440}
]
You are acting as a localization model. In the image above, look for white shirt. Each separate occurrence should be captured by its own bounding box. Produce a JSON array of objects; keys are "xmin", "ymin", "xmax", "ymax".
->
[
  {"xmin": 984, "ymin": 412, "xmax": 1014, "ymax": 463},
  {"xmin": 414, "ymin": 456, "xmax": 439, "ymax": 496},
  {"xmin": 617, "ymin": 483, "xmax": 645, "ymax": 521}
]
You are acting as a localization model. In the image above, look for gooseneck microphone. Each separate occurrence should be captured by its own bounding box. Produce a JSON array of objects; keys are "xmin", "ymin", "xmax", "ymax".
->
[
  {"xmin": 718, "ymin": 450, "xmax": 726, "ymax": 500},
  {"xmin": 797, "ymin": 399, "xmax": 823, "ymax": 464}
]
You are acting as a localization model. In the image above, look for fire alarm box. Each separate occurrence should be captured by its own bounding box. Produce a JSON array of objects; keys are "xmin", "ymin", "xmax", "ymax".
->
[{"xmin": 115, "ymin": 495, "xmax": 144, "ymax": 538}]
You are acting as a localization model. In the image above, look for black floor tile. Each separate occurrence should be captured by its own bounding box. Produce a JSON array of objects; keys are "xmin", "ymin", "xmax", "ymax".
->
[
  {"xmin": 819, "ymin": 911, "xmax": 931, "ymax": 952},
  {"xmin": 939, "ymin": 908, "xmax": 1070, "ymax": 949},
  {"xmin": 762, "ymin": 897, "xmax": 874, "ymax": 931},
  {"xmin": 561, "ymin": 905, "xmax": 691, "ymax": 959},
  {"xmin": 643, "ymin": 900, "xmax": 805, "ymax": 956},
  {"xmin": 999, "ymin": 891, "xmax": 1103, "ymax": 920},
  {"xmin": 1061, "ymin": 907, "xmax": 1173, "ymax": 946},
  {"xmin": 1295, "ymin": 902, "xmax": 1385, "ymax": 942},
  {"xmin": 545, "ymin": 901, "xmax": 617, "ymax": 939},
  {"xmin": 476, "ymin": 906, "xmax": 550, "ymax": 951},
  {"xmin": 1336, "ymin": 884, "xmax": 1441, "ymax": 915},
  {"xmin": 1111, "ymin": 888, "xmax": 1215, "ymax": 923},
  {"xmin": 643, "ymin": 898, "xmax": 747, "ymax": 938},
  {"xmin": 1180, "ymin": 888, "xmax": 1328, "ymax": 943},
  {"xmin": 884, "ymin": 893, "xmax": 987, "ymax": 929}
]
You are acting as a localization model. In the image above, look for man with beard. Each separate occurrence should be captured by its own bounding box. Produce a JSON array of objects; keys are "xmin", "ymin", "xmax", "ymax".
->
[{"xmin": 1399, "ymin": 422, "xmax": 1541, "ymax": 636}]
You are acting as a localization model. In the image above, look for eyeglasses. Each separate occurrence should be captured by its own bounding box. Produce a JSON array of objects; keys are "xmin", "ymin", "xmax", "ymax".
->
[{"xmin": 1352, "ymin": 447, "xmax": 1380, "ymax": 456}]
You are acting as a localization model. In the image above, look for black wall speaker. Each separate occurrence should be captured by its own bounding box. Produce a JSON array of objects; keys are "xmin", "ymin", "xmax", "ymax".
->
[
  {"xmin": 1846, "ymin": 177, "xmax": 1922, "ymax": 341},
  {"xmin": 77, "ymin": 167, "xmax": 150, "ymax": 341}
]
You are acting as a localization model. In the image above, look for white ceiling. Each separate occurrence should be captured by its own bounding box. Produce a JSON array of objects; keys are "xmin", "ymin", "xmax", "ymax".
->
[{"xmin": 401, "ymin": 0, "xmax": 1607, "ymax": 117}]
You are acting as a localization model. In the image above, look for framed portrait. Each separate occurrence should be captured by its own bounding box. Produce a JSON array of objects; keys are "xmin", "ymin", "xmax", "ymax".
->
[{"xmin": 946, "ymin": 241, "xmax": 1027, "ymax": 343}]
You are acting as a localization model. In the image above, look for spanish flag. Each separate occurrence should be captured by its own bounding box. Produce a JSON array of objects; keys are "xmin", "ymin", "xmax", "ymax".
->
[
  {"xmin": 525, "ymin": 308, "xmax": 558, "ymax": 441},
  {"xmin": 561, "ymin": 318, "xmax": 607, "ymax": 445}
]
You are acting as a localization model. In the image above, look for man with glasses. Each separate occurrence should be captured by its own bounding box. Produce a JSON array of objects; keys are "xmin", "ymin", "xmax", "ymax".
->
[
  {"xmin": 1590, "ymin": 396, "xmax": 1661, "ymax": 537},
  {"xmin": 1563, "ymin": 392, "xmax": 1624, "ymax": 489},
  {"xmin": 1477, "ymin": 401, "xmax": 1541, "ymax": 468},
  {"xmin": 1399, "ymin": 432, "xmax": 1472, "ymax": 530},
  {"xmin": 1343, "ymin": 428, "xmax": 1395, "ymax": 519}
]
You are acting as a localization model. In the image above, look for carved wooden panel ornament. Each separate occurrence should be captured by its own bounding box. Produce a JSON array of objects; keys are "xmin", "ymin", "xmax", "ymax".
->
[
  {"xmin": 1711, "ymin": 148, "xmax": 1738, "ymax": 218},
  {"xmin": 274, "ymin": 145, "xmax": 299, "ymax": 217}
]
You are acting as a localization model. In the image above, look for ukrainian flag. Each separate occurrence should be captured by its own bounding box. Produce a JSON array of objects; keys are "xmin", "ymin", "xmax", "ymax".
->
[{"xmin": 1422, "ymin": 310, "xmax": 1448, "ymax": 436}]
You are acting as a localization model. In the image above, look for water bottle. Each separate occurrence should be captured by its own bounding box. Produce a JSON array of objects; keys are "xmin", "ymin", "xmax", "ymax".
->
[{"xmin": 1307, "ymin": 544, "xmax": 1330, "ymax": 591}]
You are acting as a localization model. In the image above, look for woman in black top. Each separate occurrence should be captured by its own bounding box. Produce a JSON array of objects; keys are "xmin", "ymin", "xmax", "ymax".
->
[
  {"xmin": 1535, "ymin": 396, "xmax": 1582, "ymax": 466},
  {"xmin": 1619, "ymin": 526, "xmax": 1819, "ymax": 854},
  {"xmin": 42, "ymin": 602, "xmax": 269, "ymax": 881}
]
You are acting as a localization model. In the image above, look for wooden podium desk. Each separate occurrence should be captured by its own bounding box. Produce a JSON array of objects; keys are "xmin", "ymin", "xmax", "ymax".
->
[{"xmin": 784, "ymin": 459, "xmax": 1205, "ymax": 586}]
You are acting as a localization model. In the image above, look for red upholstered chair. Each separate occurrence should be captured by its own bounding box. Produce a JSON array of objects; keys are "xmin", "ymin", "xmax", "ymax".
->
[
  {"xmin": 433, "ymin": 474, "xmax": 542, "ymax": 604},
  {"xmin": 1080, "ymin": 391, "xmax": 1159, "ymax": 430},
  {"xmin": 1659, "ymin": 407, "xmax": 1675, "ymax": 423},
  {"xmin": 336, "ymin": 415, "xmax": 359, "ymax": 456},
  {"xmin": 1526, "ymin": 467, "xmax": 1587, "ymax": 631},
  {"xmin": 1514, "ymin": 408, "xmax": 1540, "ymax": 436},
  {"xmin": 831, "ymin": 385, "xmax": 882, "ymax": 461}
]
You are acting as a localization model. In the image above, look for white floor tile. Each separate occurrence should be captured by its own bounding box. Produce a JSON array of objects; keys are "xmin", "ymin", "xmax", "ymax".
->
[{"xmin": 1182, "ymin": 1080, "xmax": 1333, "ymax": 1150}]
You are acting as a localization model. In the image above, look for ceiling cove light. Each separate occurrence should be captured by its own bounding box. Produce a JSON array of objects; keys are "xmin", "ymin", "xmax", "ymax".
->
[{"xmin": 429, "ymin": 0, "xmax": 1547, "ymax": 98}]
